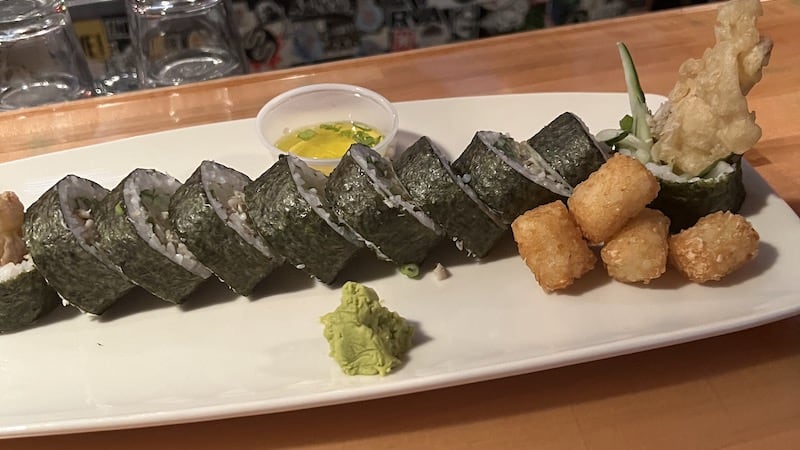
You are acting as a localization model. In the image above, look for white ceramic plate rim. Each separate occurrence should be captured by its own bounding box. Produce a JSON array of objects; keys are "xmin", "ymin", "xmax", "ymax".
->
[{"xmin": 1, "ymin": 92, "xmax": 798, "ymax": 439}]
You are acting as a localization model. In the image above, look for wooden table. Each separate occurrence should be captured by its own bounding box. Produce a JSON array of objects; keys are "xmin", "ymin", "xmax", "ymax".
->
[{"xmin": 3, "ymin": 1, "xmax": 799, "ymax": 448}]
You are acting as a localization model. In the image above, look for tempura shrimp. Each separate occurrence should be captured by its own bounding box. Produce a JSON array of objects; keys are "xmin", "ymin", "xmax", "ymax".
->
[{"xmin": 0, "ymin": 191, "xmax": 26, "ymax": 265}]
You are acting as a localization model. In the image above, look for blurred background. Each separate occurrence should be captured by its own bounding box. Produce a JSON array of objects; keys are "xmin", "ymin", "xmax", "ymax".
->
[{"xmin": 67, "ymin": 0, "xmax": 713, "ymax": 92}]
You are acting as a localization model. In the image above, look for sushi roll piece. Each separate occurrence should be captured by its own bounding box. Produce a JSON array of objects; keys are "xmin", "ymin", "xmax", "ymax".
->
[
  {"xmin": 326, "ymin": 144, "xmax": 442, "ymax": 266},
  {"xmin": 599, "ymin": 27, "xmax": 770, "ymax": 232},
  {"xmin": 1, "ymin": 192, "xmax": 60, "ymax": 332},
  {"xmin": 169, "ymin": 161, "xmax": 284, "ymax": 296},
  {"xmin": 0, "ymin": 254, "xmax": 60, "ymax": 332},
  {"xmin": 93, "ymin": 168, "xmax": 213, "ymax": 304},
  {"xmin": 244, "ymin": 155, "xmax": 362, "ymax": 284},
  {"xmin": 647, "ymin": 156, "xmax": 745, "ymax": 232},
  {"xmin": 526, "ymin": 112, "xmax": 610, "ymax": 187},
  {"xmin": 393, "ymin": 136, "xmax": 506, "ymax": 258},
  {"xmin": 451, "ymin": 131, "xmax": 571, "ymax": 225},
  {"xmin": 23, "ymin": 176, "xmax": 135, "ymax": 315}
]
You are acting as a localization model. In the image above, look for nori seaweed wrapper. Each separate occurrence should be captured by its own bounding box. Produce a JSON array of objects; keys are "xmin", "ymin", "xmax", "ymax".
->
[
  {"xmin": 93, "ymin": 169, "xmax": 212, "ymax": 304},
  {"xmin": 649, "ymin": 157, "xmax": 746, "ymax": 233},
  {"xmin": 452, "ymin": 131, "xmax": 570, "ymax": 225},
  {"xmin": 0, "ymin": 257, "xmax": 60, "ymax": 332},
  {"xmin": 23, "ymin": 175, "xmax": 135, "ymax": 315},
  {"xmin": 526, "ymin": 112, "xmax": 609, "ymax": 187},
  {"xmin": 244, "ymin": 155, "xmax": 361, "ymax": 284},
  {"xmin": 326, "ymin": 144, "xmax": 442, "ymax": 266},
  {"xmin": 393, "ymin": 136, "xmax": 506, "ymax": 258},
  {"xmin": 169, "ymin": 161, "xmax": 283, "ymax": 296}
]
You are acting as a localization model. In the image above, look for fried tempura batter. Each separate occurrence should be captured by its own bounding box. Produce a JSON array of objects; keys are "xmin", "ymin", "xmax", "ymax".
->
[
  {"xmin": 0, "ymin": 191, "xmax": 26, "ymax": 266},
  {"xmin": 512, "ymin": 201, "xmax": 596, "ymax": 293},
  {"xmin": 650, "ymin": 0, "xmax": 773, "ymax": 177},
  {"xmin": 601, "ymin": 208, "xmax": 670, "ymax": 284},
  {"xmin": 668, "ymin": 211, "xmax": 759, "ymax": 283}
]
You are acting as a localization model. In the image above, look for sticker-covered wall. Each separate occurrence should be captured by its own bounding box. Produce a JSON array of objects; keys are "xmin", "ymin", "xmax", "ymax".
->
[
  {"xmin": 235, "ymin": 0, "xmax": 549, "ymax": 71},
  {"xmin": 68, "ymin": 0, "xmax": 657, "ymax": 91}
]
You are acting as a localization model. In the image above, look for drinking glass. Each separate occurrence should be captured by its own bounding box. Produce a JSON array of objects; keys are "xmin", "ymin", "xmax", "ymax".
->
[
  {"xmin": 126, "ymin": 0, "xmax": 248, "ymax": 88},
  {"xmin": 0, "ymin": 0, "xmax": 95, "ymax": 110}
]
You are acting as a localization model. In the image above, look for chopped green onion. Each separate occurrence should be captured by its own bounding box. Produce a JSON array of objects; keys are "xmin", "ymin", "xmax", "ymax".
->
[
  {"xmin": 399, "ymin": 263, "xmax": 420, "ymax": 278},
  {"xmin": 619, "ymin": 115, "xmax": 633, "ymax": 132},
  {"xmin": 320, "ymin": 123, "xmax": 340, "ymax": 131},
  {"xmin": 139, "ymin": 189, "xmax": 169, "ymax": 213},
  {"xmin": 297, "ymin": 129, "xmax": 316, "ymax": 140},
  {"xmin": 353, "ymin": 130, "xmax": 379, "ymax": 147},
  {"xmin": 139, "ymin": 189, "xmax": 154, "ymax": 204}
]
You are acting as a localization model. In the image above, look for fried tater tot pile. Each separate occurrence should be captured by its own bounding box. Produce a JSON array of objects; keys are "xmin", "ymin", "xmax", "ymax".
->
[
  {"xmin": 568, "ymin": 154, "xmax": 660, "ymax": 245},
  {"xmin": 511, "ymin": 201, "xmax": 596, "ymax": 293},
  {"xmin": 668, "ymin": 211, "xmax": 759, "ymax": 283},
  {"xmin": 512, "ymin": 155, "xmax": 760, "ymax": 293},
  {"xmin": 601, "ymin": 208, "xmax": 670, "ymax": 284}
]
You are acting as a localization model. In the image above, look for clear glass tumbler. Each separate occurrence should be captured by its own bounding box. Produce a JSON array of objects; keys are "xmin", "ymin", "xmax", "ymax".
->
[
  {"xmin": 0, "ymin": 0, "xmax": 95, "ymax": 110},
  {"xmin": 127, "ymin": 0, "xmax": 248, "ymax": 88}
]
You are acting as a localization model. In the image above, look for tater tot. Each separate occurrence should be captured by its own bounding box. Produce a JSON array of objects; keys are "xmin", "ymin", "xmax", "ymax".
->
[
  {"xmin": 668, "ymin": 211, "xmax": 759, "ymax": 283},
  {"xmin": 567, "ymin": 154, "xmax": 660, "ymax": 244},
  {"xmin": 511, "ymin": 201, "xmax": 596, "ymax": 292},
  {"xmin": 601, "ymin": 208, "xmax": 670, "ymax": 284}
]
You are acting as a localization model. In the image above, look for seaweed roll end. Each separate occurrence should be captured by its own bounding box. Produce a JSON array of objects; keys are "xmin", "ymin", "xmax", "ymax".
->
[{"xmin": 1, "ymin": 192, "xmax": 60, "ymax": 332}]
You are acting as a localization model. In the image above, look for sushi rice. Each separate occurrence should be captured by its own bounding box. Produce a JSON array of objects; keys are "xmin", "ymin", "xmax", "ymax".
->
[
  {"xmin": 93, "ymin": 169, "xmax": 212, "ymax": 304},
  {"xmin": 288, "ymin": 156, "xmax": 365, "ymax": 252},
  {"xmin": 168, "ymin": 161, "xmax": 284, "ymax": 296},
  {"xmin": 326, "ymin": 144, "xmax": 442, "ymax": 266},
  {"xmin": 23, "ymin": 175, "xmax": 135, "ymax": 315},
  {"xmin": 244, "ymin": 155, "xmax": 362, "ymax": 284},
  {"xmin": 393, "ymin": 136, "xmax": 506, "ymax": 258},
  {"xmin": 452, "ymin": 131, "xmax": 571, "ymax": 225},
  {"xmin": 123, "ymin": 170, "xmax": 212, "ymax": 279},
  {"xmin": 200, "ymin": 161, "xmax": 283, "ymax": 262}
]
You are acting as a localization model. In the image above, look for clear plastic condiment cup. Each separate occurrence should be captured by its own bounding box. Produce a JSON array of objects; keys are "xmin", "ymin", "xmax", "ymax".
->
[{"xmin": 255, "ymin": 83, "xmax": 399, "ymax": 174}]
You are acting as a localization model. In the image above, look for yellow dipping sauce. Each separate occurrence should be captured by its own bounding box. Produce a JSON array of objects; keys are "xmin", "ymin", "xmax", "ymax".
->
[{"xmin": 276, "ymin": 121, "xmax": 383, "ymax": 160}]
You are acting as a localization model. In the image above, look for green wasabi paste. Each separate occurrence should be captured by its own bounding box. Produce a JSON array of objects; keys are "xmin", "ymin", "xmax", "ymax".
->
[{"xmin": 321, "ymin": 282, "xmax": 414, "ymax": 376}]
